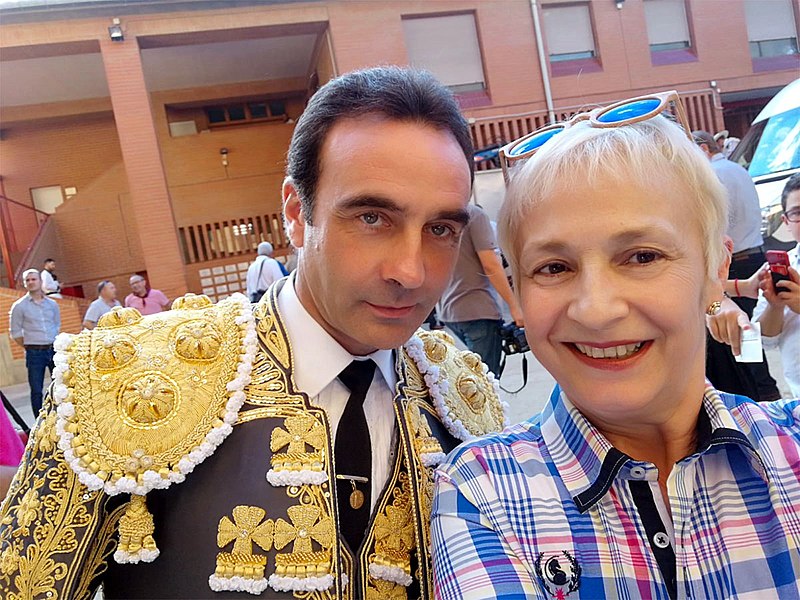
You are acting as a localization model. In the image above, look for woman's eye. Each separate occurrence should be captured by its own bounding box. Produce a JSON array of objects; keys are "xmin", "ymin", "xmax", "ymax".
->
[
  {"xmin": 536, "ymin": 262, "xmax": 568, "ymax": 276},
  {"xmin": 629, "ymin": 250, "xmax": 661, "ymax": 264}
]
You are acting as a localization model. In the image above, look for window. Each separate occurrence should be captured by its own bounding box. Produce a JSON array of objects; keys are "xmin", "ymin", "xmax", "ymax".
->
[
  {"xmin": 402, "ymin": 13, "xmax": 486, "ymax": 94},
  {"xmin": 542, "ymin": 3, "xmax": 596, "ymax": 62},
  {"xmin": 644, "ymin": 0, "xmax": 691, "ymax": 52},
  {"xmin": 744, "ymin": 0, "xmax": 799, "ymax": 58},
  {"xmin": 204, "ymin": 99, "xmax": 287, "ymax": 128}
]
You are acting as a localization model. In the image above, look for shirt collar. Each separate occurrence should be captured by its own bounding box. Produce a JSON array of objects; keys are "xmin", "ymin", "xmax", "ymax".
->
[
  {"xmin": 541, "ymin": 382, "xmax": 765, "ymax": 513},
  {"xmin": 711, "ymin": 153, "xmax": 725, "ymax": 162},
  {"xmin": 276, "ymin": 273, "xmax": 397, "ymax": 398}
]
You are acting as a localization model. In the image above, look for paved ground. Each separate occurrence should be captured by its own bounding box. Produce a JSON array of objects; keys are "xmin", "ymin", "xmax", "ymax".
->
[{"xmin": 3, "ymin": 337, "xmax": 786, "ymax": 434}]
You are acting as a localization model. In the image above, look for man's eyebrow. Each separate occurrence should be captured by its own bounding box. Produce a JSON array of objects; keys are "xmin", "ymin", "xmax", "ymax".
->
[
  {"xmin": 338, "ymin": 195, "xmax": 405, "ymax": 214},
  {"xmin": 337, "ymin": 196, "xmax": 470, "ymax": 226},
  {"xmin": 435, "ymin": 208, "xmax": 470, "ymax": 226}
]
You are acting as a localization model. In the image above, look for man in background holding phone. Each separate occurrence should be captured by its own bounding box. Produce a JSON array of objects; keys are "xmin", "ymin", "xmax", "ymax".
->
[
  {"xmin": 753, "ymin": 174, "xmax": 800, "ymax": 398},
  {"xmin": 694, "ymin": 129, "xmax": 781, "ymax": 401}
]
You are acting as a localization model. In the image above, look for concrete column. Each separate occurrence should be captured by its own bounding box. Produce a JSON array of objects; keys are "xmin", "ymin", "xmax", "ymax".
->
[{"xmin": 99, "ymin": 37, "xmax": 188, "ymax": 300}]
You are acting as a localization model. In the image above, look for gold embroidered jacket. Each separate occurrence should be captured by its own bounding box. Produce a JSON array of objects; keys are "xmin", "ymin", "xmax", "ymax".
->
[{"xmin": 0, "ymin": 286, "xmax": 506, "ymax": 599}]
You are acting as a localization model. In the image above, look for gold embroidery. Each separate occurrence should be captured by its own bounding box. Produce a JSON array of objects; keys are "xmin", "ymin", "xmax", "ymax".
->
[
  {"xmin": 0, "ymin": 441, "xmax": 108, "ymax": 599},
  {"xmin": 270, "ymin": 414, "xmax": 326, "ymax": 472},
  {"xmin": 171, "ymin": 293, "xmax": 213, "ymax": 311},
  {"xmin": 213, "ymin": 506, "xmax": 274, "ymax": 585},
  {"xmin": 423, "ymin": 334, "xmax": 448, "ymax": 363},
  {"xmin": 116, "ymin": 496, "xmax": 158, "ymax": 558},
  {"xmin": 57, "ymin": 294, "xmax": 246, "ymax": 490},
  {"xmin": 172, "ymin": 320, "xmax": 222, "ymax": 361},
  {"xmin": 274, "ymin": 505, "xmax": 334, "ymax": 555},
  {"xmin": 34, "ymin": 412, "xmax": 59, "ymax": 455},
  {"xmin": 15, "ymin": 488, "xmax": 42, "ymax": 532},
  {"xmin": 366, "ymin": 579, "xmax": 407, "ymax": 600},
  {"xmin": 217, "ymin": 506, "xmax": 274, "ymax": 554},
  {"xmin": 457, "ymin": 373, "xmax": 487, "ymax": 414},
  {"xmin": 408, "ymin": 403, "xmax": 445, "ymax": 459},
  {"xmin": 93, "ymin": 333, "xmax": 138, "ymax": 370},
  {"xmin": 97, "ymin": 306, "xmax": 143, "ymax": 329},
  {"xmin": 368, "ymin": 471, "xmax": 414, "ymax": 583},
  {"xmin": 254, "ymin": 298, "xmax": 290, "ymax": 370},
  {"xmin": 271, "ymin": 486, "xmax": 337, "ymax": 586},
  {"xmin": 118, "ymin": 372, "xmax": 180, "ymax": 427}
]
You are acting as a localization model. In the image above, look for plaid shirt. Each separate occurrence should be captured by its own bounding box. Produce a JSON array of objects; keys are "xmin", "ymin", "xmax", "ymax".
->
[{"xmin": 432, "ymin": 385, "xmax": 800, "ymax": 599}]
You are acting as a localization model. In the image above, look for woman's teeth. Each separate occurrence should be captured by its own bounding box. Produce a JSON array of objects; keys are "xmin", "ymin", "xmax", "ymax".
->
[{"xmin": 574, "ymin": 342, "xmax": 643, "ymax": 359}]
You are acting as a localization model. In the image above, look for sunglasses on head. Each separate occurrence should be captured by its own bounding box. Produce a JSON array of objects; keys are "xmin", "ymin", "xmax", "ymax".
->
[{"xmin": 499, "ymin": 90, "xmax": 692, "ymax": 181}]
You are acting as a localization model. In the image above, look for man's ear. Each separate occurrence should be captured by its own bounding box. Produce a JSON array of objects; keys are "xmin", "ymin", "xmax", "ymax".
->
[{"xmin": 282, "ymin": 178, "xmax": 306, "ymax": 249}]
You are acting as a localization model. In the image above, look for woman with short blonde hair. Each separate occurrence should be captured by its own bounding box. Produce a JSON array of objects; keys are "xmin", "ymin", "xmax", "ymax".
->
[{"xmin": 432, "ymin": 94, "xmax": 800, "ymax": 599}]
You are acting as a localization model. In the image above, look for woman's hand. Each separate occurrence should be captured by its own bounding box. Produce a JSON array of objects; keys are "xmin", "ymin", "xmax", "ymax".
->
[{"xmin": 706, "ymin": 296, "xmax": 752, "ymax": 356}]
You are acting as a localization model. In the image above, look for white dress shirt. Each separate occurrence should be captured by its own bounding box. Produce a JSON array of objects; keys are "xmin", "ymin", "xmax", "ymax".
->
[
  {"xmin": 40, "ymin": 269, "xmax": 62, "ymax": 298},
  {"xmin": 753, "ymin": 243, "xmax": 800, "ymax": 399},
  {"xmin": 277, "ymin": 276, "xmax": 398, "ymax": 510}
]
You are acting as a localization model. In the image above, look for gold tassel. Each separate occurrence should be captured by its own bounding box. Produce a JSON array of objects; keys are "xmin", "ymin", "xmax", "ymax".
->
[{"xmin": 116, "ymin": 494, "xmax": 159, "ymax": 562}]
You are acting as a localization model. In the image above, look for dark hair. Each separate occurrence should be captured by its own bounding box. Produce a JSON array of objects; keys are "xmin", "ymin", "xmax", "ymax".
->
[
  {"xmin": 44, "ymin": 258, "xmax": 55, "ymax": 264},
  {"xmin": 286, "ymin": 66, "xmax": 474, "ymax": 222},
  {"xmin": 692, "ymin": 130, "xmax": 720, "ymax": 154},
  {"xmin": 782, "ymin": 173, "xmax": 800, "ymax": 212},
  {"xmin": 97, "ymin": 280, "xmax": 111, "ymax": 295}
]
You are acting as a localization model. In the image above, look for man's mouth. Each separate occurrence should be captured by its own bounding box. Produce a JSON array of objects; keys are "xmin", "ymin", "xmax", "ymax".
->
[
  {"xmin": 365, "ymin": 302, "xmax": 417, "ymax": 318},
  {"xmin": 572, "ymin": 342, "xmax": 645, "ymax": 359}
]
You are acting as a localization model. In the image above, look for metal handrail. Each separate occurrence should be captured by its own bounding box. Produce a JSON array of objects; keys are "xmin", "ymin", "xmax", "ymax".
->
[{"xmin": 0, "ymin": 193, "xmax": 51, "ymax": 288}]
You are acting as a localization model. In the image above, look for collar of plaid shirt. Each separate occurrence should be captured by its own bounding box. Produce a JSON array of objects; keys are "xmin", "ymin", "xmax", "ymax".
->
[
  {"xmin": 431, "ymin": 384, "xmax": 800, "ymax": 600},
  {"xmin": 541, "ymin": 384, "xmax": 770, "ymax": 514}
]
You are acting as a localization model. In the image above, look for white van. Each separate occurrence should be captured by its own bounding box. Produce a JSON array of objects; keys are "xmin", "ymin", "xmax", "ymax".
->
[{"xmin": 729, "ymin": 78, "xmax": 800, "ymax": 241}]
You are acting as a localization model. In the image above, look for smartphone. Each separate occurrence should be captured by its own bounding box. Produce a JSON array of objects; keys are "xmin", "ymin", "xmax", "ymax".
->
[{"xmin": 766, "ymin": 250, "xmax": 791, "ymax": 288}]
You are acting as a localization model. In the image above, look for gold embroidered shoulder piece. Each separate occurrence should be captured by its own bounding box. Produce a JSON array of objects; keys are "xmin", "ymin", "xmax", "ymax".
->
[
  {"xmin": 403, "ymin": 329, "xmax": 507, "ymax": 441},
  {"xmin": 49, "ymin": 293, "xmax": 258, "ymax": 563},
  {"xmin": 0, "ymin": 394, "xmax": 120, "ymax": 599}
]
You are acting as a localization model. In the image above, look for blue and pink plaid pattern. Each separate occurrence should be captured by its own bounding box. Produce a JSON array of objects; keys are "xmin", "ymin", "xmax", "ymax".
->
[{"xmin": 432, "ymin": 385, "xmax": 800, "ymax": 599}]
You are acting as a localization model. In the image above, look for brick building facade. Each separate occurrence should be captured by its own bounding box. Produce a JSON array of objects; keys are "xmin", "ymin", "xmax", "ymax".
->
[{"xmin": 0, "ymin": 0, "xmax": 798, "ymax": 306}]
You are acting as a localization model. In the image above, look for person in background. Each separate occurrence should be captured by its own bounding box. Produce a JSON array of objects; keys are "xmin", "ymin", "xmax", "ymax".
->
[
  {"xmin": 753, "ymin": 174, "xmax": 800, "ymax": 398},
  {"xmin": 433, "ymin": 95, "xmax": 800, "ymax": 598},
  {"xmin": 694, "ymin": 129, "xmax": 780, "ymax": 401},
  {"xmin": 82, "ymin": 280, "xmax": 120, "ymax": 329},
  {"xmin": 8, "ymin": 269, "xmax": 60, "ymax": 414},
  {"xmin": 124, "ymin": 274, "xmax": 170, "ymax": 315},
  {"xmin": 40, "ymin": 258, "xmax": 62, "ymax": 299},
  {"xmin": 438, "ymin": 203, "xmax": 524, "ymax": 375},
  {"xmin": 245, "ymin": 241, "xmax": 285, "ymax": 303}
]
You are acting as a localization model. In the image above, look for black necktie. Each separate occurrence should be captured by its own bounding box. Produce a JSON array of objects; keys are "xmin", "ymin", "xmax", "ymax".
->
[{"xmin": 335, "ymin": 359, "xmax": 375, "ymax": 553}]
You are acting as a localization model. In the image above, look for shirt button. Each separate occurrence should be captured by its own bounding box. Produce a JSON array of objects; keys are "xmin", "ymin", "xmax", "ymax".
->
[
  {"xmin": 630, "ymin": 466, "xmax": 646, "ymax": 479},
  {"xmin": 653, "ymin": 532, "xmax": 670, "ymax": 549}
]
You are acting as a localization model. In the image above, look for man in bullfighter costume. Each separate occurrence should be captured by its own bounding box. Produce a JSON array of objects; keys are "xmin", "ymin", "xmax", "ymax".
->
[{"xmin": 0, "ymin": 66, "xmax": 507, "ymax": 599}]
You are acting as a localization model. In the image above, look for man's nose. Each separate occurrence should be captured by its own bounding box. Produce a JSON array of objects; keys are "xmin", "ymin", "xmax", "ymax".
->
[{"xmin": 384, "ymin": 232, "xmax": 425, "ymax": 290}]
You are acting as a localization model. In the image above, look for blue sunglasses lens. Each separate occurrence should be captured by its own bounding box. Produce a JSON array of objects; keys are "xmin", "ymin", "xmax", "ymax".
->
[
  {"xmin": 596, "ymin": 98, "xmax": 662, "ymax": 124},
  {"xmin": 508, "ymin": 127, "xmax": 564, "ymax": 157}
]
